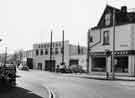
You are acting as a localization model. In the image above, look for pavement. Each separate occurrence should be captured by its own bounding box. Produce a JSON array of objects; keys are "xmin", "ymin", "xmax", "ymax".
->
[{"xmin": 61, "ymin": 72, "xmax": 135, "ymax": 81}]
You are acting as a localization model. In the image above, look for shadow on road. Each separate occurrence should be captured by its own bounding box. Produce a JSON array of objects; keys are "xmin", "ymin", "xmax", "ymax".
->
[{"xmin": 0, "ymin": 86, "xmax": 43, "ymax": 98}]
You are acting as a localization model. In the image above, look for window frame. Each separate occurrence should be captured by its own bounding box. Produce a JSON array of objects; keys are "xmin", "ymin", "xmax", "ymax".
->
[{"xmin": 103, "ymin": 30, "xmax": 110, "ymax": 45}]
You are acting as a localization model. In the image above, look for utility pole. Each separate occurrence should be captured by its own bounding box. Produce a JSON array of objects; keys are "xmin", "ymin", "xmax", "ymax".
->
[
  {"xmin": 50, "ymin": 30, "xmax": 53, "ymax": 72},
  {"xmin": 62, "ymin": 30, "xmax": 64, "ymax": 65},
  {"xmin": 87, "ymin": 29, "xmax": 90, "ymax": 73},
  {"xmin": 112, "ymin": 8, "xmax": 116, "ymax": 80},
  {"xmin": 4, "ymin": 47, "xmax": 7, "ymax": 68}
]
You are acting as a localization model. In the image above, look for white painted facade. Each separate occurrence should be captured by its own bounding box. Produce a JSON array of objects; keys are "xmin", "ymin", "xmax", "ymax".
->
[
  {"xmin": 89, "ymin": 24, "xmax": 135, "ymax": 76},
  {"xmin": 32, "ymin": 40, "xmax": 87, "ymax": 71}
]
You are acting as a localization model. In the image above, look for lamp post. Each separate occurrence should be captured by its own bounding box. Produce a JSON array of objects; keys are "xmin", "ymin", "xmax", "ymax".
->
[
  {"xmin": 112, "ymin": 8, "xmax": 116, "ymax": 80},
  {"xmin": 4, "ymin": 47, "xmax": 7, "ymax": 68},
  {"xmin": 87, "ymin": 29, "xmax": 90, "ymax": 73},
  {"xmin": 62, "ymin": 30, "xmax": 64, "ymax": 65},
  {"xmin": 50, "ymin": 30, "xmax": 53, "ymax": 72}
]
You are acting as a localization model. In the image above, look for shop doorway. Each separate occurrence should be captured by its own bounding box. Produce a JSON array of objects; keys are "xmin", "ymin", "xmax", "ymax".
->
[
  {"xmin": 92, "ymin": 57, "xmax": 106, "ymax": 72},
  {"xmin": 37, "ymin": 63, "xmax": 42, "ymax": 70},
  {"xmin": 45, "ymin": 60, "xmax": 56, "ymax": 72}
]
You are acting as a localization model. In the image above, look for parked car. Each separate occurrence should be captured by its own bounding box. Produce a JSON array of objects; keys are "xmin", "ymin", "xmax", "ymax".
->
[
  {"xmin": 18, "ymin": 64, "xmax": 29, "ymax": 71},
  {"xmin": 56, "ymin": 64, "xmax": 72, "ymax": 73},
  {"xmin": 69, "ymin": 65, "xmax": 86, "ymax": 73}
]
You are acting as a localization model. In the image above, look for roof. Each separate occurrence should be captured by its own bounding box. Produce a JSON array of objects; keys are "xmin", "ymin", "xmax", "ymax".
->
[{"xmin": 91, "ymin": 5, "xmax": 135, "ymax": 30}]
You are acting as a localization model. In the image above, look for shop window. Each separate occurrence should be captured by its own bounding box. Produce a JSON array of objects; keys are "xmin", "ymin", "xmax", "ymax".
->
[{"xmin": 103, "ymin": 31, "xmax": 110, "ymax": 45}]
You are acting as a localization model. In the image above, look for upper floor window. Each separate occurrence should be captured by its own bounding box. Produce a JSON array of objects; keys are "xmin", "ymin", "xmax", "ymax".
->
[
  {"xmin": 36, "ymin": 50, "xmax": 39, "ymax": 56},
  {"xmin": 103, "ymin": 31, "xmax": 110, "ymax": 45},
  {"xmin": 45, "ymin": 49, "xmax": 48, "ymax": 55},
  {"xmin": 61, "ymin": 47, "xmax": 64, "ymax": 54},
  {"xmin": 56, "ymin": 43, "xmax": 58, "ymax": 47},
  {"xmin": 40, "ymin": 49, "xmax": 43, "ymax": 55},
  {"xmin": 38, "ymin": 45, "xmax": 40, "ymax": 48},
  {"xmin": 44, "ymin": 44, "xmax": 46, "ymax": 48},
  {"xmin": 78, "ymin": 45, "xmax": 81, "ymax": 55},
  {"xmin": 81, "ymin": 48, "xmax": 84, "ymax": 54},
  {"xmin": 89, "ymin": 36, "xmax": 93, "ymax": 42},
  {"xmin": 105, "ymin": 13, "xmax": 111, "ymax": 26},
  {"xmin": 55, "ymin": 48, "xmax": 59, "ymax": 55}
]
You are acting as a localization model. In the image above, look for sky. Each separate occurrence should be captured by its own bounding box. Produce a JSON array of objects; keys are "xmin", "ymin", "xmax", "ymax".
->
[{"xmin": 0, "ymin": 0, "xmax": 134, "ymax": 54}]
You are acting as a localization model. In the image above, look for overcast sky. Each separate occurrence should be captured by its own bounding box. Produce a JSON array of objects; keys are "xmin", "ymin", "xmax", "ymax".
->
[{"xmin": 0, "ymin": 0, "xmax": 134, "ymax": 53}]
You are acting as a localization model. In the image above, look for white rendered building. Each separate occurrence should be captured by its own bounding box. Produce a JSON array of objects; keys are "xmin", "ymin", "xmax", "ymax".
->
[
  {"xmin": 88, "ymin": 5, "xmax": 135, "ymax": 76},
  {"xmin": 33, "ymin": 40, "xmax": 87, "ymax": 71}
]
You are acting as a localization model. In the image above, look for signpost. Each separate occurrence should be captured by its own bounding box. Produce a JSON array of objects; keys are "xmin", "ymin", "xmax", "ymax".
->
[{"xmin": 112, "ymin": 8, "xmax": 116, "ymax": 80}]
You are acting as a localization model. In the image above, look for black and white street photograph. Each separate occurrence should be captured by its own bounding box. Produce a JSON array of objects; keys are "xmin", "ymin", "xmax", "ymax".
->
[{"xmin": 1, "ymin": 0, "xmax": 135, "ymax": 98}]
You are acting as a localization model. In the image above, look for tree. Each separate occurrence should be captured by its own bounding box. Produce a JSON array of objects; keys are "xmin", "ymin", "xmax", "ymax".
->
[{"xmin": 18, "ymin": 50, "xmax": 24, "ymax": 64}]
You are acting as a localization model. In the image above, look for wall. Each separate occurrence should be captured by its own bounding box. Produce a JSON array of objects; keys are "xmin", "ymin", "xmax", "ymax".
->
[
  {"xmin": 33, "ymin": 41, "xmax": 70, "ymax": 69},
  {"xmin": 90, "ymin": 24, "xmax": 132, "ymax": 52}
]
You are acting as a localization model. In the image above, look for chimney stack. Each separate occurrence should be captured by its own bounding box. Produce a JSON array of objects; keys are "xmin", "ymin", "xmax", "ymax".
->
[{"xmin": 121, "ymin": 6, "xmax": 127, "ymax": 13}]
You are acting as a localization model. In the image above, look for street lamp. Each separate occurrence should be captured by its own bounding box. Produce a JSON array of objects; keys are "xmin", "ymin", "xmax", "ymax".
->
[
  {"xmin": 87, "ymin": 29, "xmax": 90, "ymax": 73},
  {"xmin": 112, "ymin": 8, "xmax": 116, "ymax": 80},
  {"xmin": 105, "ymin": 49, "xmax": 111, "ymax": 79}
]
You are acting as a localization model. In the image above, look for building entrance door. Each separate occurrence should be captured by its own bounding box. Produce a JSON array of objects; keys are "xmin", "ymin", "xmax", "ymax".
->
[
  {"xmin": 37, "ymin": 63, "xmax": 42, "ymax": 70},
  {"xmin": 45, "ymin": 60, "xmax": 56, "ymax": 72},
  {"xmin": 26, "ymin": 58, "xmax": 33, "ymax": 69}
]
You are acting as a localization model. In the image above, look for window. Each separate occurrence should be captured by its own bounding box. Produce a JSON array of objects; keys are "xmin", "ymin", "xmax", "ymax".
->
[
  {"xmin": 55, "ymin": 48, "xmax": 59, "ymax": 54},
  {"xmin": 105, "ymin": 13, "xmax": 111, "ymax": 26},
  {"xmin": 40, "ymin": 49, "xmax": 43, "ymax": 55},
  {"xmin": 61, "ymin": 47, "xmax": 64, "ymax": 54},
  {"xmin": 103, "ymin": 31, "xmax": 110, "ymax": 45},
  {"xmin": 52, "ymin": 43, "xmax": 55, "ymax": 48},
  {"xmin": 44, "ymin": 44, "xmax": 46, "ymax": 48},
  {"xmin": 78, "ymin": 45, "xmax": 81, "ymax": 55},
  {"xmin": 59, "ymin": 43, "xmax": 61, "ymax": 47},
  {"xmin": 45, "ymin": 49, "xmax": 48, "ymax": 55},
  {"xmin": 36, "ymin": 50, "xmax": 39, "ymax": 56},
  {"xmin": 38, "ymin": 45, "xmax": 40, "ymax": 48},
  {"xmin": 81, "ymin": 48, "xmax": 83, "ymax": 54},
  {"xmin": 56, "ymin": 43, "xmax": 58, "ymax": 47},
  {"xmin": 47, "ymin": 44, "xmax": 49, "ymax": 48},
  {"xmin": 89, "ymin": 36, "xmax": 93, "ymax": 42}
]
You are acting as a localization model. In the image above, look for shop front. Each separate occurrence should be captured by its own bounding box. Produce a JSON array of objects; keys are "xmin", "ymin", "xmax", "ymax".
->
[{"xmin": 90, "ymin": 50, "xmax": 135, "ymax": 76}]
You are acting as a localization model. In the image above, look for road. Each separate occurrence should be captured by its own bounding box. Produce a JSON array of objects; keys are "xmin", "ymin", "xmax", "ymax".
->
[{"xmin": 1, "ymin": 70, "xmax": 135, "ymax": 98}]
